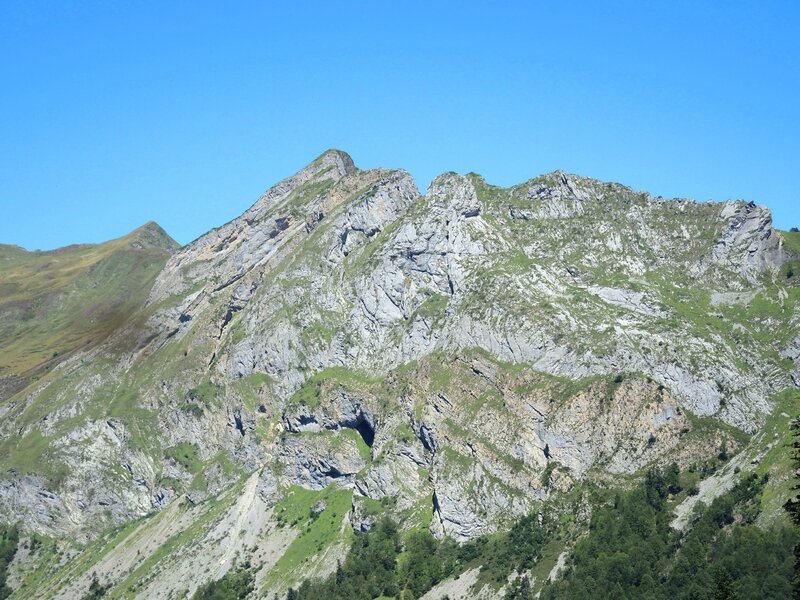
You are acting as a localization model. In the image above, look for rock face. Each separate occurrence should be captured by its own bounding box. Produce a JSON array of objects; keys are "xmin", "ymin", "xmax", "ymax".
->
[
  {"xmin": 710, "ymin": 200, "xmax": 787, "ymax": 279},
  {"xmin": 0, "ymin": 150, "xmax": 798, "ymax": 563},
  {"xmin": 148, "ymin": 150, "xmax": 357, "ymax": 303}
]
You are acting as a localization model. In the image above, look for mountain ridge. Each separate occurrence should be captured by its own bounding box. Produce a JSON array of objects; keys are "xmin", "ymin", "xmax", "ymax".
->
[
  {"xmin": 0, "ymin": 220, "xmax": 177, "ymax": 255},
  {"xmin": 0, "ymin": 151, "xmax": 797, "ymax": 599},
  {"xmin": 0, "ymin": 221, "xmax": 178, "ymax": 391}
]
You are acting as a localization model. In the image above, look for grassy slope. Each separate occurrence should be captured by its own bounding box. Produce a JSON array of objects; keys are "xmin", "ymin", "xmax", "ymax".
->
[
  {"xmin": 780, "ymin": 229, "xmax": 800, "ymax": 255},
  {"xmin": 0, "ymin": 222, "xmax": 178, "ymax": 378}
]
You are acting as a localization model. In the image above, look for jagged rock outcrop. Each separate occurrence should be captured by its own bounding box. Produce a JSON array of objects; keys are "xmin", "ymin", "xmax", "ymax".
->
[
  {"xmin": 709, "ymin": 200, "xmax": 787, "ymax": 280},
  {"xmin": 148, "ymin": 150, "xmax": 356, "ymax": 303}
]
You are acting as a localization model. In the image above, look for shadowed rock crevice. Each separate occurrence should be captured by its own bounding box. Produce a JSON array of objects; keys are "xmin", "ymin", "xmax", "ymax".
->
[
  {"xmin": 418, "ymin": 424, "xmax": 438, "ymax": 453},
  {"xmin": 233, "ymin": 411, "xmax": 245, "ymax": 436},
  {"xmin": 350, "ymin": 416, "xmax": 375, "ymax": 448}
]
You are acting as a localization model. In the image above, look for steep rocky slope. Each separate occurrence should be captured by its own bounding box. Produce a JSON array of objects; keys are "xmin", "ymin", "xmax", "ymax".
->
[{"xmin": 0, "ymin": 151, "xmax": 798, "ymax": 598}]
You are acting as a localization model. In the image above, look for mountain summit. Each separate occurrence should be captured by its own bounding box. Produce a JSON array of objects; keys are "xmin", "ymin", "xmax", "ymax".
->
[{"xmin": 0, "ymin": 153, "xmax": 798, "ymax": 599}]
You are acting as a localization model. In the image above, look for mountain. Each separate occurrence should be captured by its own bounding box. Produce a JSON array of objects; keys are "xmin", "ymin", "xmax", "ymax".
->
[
  {"xmin": 0, "ymin": 150, "xmax": 798, "ymax": 599},
  {"xmin": 0, "ymin": 222, "xmax": 178, "ymax": 398}
]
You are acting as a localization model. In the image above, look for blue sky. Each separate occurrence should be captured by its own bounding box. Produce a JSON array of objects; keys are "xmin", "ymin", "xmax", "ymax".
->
[{"xmin": 1, "ymin": 1, "xmax": 798, "ymax": 249}]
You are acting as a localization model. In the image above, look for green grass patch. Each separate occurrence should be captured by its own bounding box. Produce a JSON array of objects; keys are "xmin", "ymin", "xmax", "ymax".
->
[
  {"xmin": 266, "ymin": 486, "xmax": 353, "ymax": 587},
  {"xmin": 164, "ymin": 442, "xmax": 203, "ymax": 474},
  {"xmin": 187, "ymin": 380, "xmax": 219, "ymax": 408},
  {"xmin": 781, "ymin": 230, "xmax": 800, "ymax": 255},
  {"xmin": 338, "ymin": 428, "xmax": 372, "ymax": 461},
  {"xmin": 415, "ymin": 293, "xmax": 450, "ymax": 320},
  {"xmin": 289, "ymin": 367, "xmax": 379, "ymax": 409}
]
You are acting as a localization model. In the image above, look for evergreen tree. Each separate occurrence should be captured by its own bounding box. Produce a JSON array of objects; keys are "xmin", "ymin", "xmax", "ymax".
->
[
  {"xmin": 80, "ymin": 573, "xmax": 109, "ymax": 600},
  {"xmin": 191, "ymin": 566, "xmax": 253, "ymax": 600},
  {"xmin": 0, "ymin": 525, "xmax": 19, "ymax": 600},
  {"xmin": 335, "ymin": 560, "xmax": 344, "ymax": 584},
  {"xmin": 518, "ymin": 575, "xmax": 532, "ymax": 599},
  {"xmin": 713, "ymin": 569, "xmax": 736, "ymax": 600}
]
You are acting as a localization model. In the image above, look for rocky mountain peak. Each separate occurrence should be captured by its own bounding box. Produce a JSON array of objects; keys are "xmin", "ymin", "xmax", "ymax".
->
[
  {"xmin": 243, "ymin": 149, "xmax": 357, "ymax": 218},
  {"xmin": 124, "ymin": 221, "xmax": 180, "ymax": 252},
  {"xmin": 313, "ymin": 148, "xmax": 357, "ymax": 175},
  {"xmin": 146, "ymin": 152, "xmax": 419, "ymax": 307}
]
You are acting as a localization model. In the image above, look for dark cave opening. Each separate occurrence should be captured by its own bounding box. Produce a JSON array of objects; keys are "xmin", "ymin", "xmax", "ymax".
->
[
  {"xmin": 353, "ymin": 416, "xmax": 375, "ymax": 448},
  {"xmin": 233, "ymin": 412, "xmax": 245, "ymax": 436}
]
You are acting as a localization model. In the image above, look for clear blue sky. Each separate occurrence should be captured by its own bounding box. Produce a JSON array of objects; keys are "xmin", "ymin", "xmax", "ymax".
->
[{"xmin": 1, "ymin": 1, "xmax": 798, "ymax": 250}]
